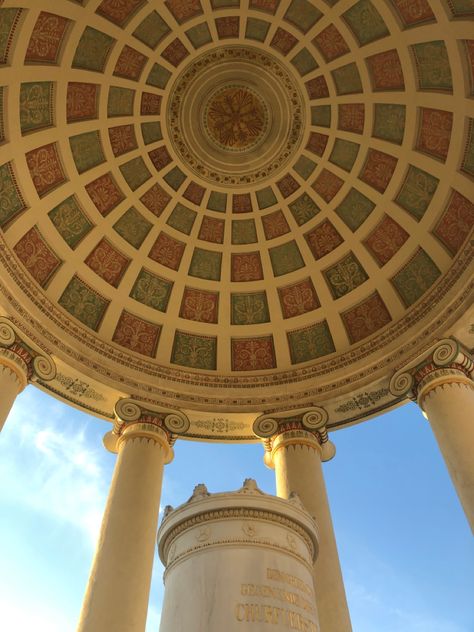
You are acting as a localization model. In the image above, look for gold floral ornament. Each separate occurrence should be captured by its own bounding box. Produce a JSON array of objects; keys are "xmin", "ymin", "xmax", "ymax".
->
[{"xmin": 205, "ymin": 87, "xmax": 268, "ymax": 152}]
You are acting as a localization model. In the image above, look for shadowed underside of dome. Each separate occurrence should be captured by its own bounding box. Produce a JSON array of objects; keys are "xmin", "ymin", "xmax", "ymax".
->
[{"xmin": 0, "ymin": 0, "xmax": 472, "ymax": 436}]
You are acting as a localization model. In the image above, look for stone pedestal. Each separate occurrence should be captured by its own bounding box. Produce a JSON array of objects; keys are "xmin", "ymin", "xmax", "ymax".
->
[{"xmin": 158, "ymin": 479, "xmax": 320, "ymax": 632}]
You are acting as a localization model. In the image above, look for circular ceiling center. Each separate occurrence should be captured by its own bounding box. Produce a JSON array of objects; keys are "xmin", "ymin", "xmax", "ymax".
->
[
  {"xmin": 166, "ymin": 45, "xmax": 305, "ymax": 187},
  {"xmin": 204, "ymin": 85, "xmax": 269, "ymax": 153}
]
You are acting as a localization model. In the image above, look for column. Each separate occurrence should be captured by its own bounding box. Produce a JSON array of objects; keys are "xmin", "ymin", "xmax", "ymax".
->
[
  {"xmin": 254, "ymin": 409, "xmax": 352, "ymax": 632},
  {"xmin": 390, "ymin": 338, "xmax": 474, "ymax": 532},
  {"xmin": 0, "ymin": 317, "xmax": 56, "ymax": 432},
  {"xmin": 78, "ymin": 399, "xmax": 190, "ymax": 632}
]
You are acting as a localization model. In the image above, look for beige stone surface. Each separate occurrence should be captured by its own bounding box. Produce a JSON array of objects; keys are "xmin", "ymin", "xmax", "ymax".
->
[
  {"xmin": 271, "ymin": 431, "xmax": 352, "ymax": 632},
  {"xmin": 78, "ymin": 423, "xmax": 173, "ymax": 632},
  {"xmin": 0, "ymin": 362, "xmax": 24, "ymax": 431},
  {"xmin": 158, "ymin": 480, "xmax": 319, "ymax": 632},
  {"xmin": 0, "ymin": 0, "xmax": 471, "ymax": 426},
  {"xmin": 390, "ymin": 338, "xmax": 474, "ymax": 532},
  {"xmin": 421, "ymin": 377, "xmax": 474, "ymax": 532}
]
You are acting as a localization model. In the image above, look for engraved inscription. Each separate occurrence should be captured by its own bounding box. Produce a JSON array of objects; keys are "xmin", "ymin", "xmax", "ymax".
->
[{"xmin": 234, "ymin": 568, "xmax": 318, "ymax": 629}]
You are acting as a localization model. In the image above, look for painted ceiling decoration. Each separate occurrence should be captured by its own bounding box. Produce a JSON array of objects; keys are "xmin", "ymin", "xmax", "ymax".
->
[{"xmin": 0, "ymin": 0, "xmax": 472, "ymax": 435}]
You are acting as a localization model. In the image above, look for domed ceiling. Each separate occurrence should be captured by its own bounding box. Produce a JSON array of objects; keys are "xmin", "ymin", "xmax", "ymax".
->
[{"xmin": 0, "ymin": 0, "xmax": 472, "ymax": 437}]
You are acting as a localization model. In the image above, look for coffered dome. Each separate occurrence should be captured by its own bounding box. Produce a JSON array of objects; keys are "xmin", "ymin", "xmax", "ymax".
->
[{"xmin": 0, "ymin": 0, "xmax": 472, "ymax": 438}]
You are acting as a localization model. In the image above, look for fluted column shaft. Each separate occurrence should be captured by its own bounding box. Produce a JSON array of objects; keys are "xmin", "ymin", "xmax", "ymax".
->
[
  {"xmin": 77, "ymin": 422, "xmax": 173, "ymax": 632},
  {"xmin": 418, "ymin": 367, "xmax": 474, "ymax": 531},
  {"xmin": 391, "ymin": 338, "xmax": 474, "ymax": 533},
  {"xmin": 271, "ymin": 430, "xmax": 352, "ymax": 632}
]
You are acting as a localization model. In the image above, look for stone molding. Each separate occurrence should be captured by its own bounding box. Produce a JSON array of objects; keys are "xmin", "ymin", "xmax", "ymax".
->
[
  {"xmin": 158, "ymin": 480, "xmax": 318, "ymax": 574},
  {"xmin": 389, "ymin": 338, "xmax": 473, "ymax": 407},
  {"xmin": 0, "ymin": 229, "xmax": 471, "ymax": 414},
  {"xmin": 103, "ymin": 397, "xmax": 191, "ymax": 458},
  {"xmin": 253, "ymin": 408, "xmax": 336, "ymax": 463},
  {"xmin": 162, "ymin": 508, "xmax": 316, "ymax": 574},
  {"xmin": 0, "ymin": 316, "xmax": 56, "ymax": 389}
]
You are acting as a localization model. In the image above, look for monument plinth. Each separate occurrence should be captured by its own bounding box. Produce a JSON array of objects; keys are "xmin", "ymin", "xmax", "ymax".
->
[{"xmin": 157, "ymin": 479, "xmax": 320, "ymax": 632}]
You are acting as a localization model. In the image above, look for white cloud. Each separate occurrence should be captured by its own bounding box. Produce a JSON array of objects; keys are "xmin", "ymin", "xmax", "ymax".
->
[
  {"xmin": 0, "ymin": 387, "xmax": 110, "ymax": 546},
  {"xmin": 0, "ymin": 387, "xmax": 170, "ymax": 632},
  {"xmin": 0, "ymin": 597, "xmax": 72, "ymax": 632}
]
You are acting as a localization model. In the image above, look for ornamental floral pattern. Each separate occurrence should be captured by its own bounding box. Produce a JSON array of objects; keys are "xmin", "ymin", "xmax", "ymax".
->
[
  {"xmin": 96, "ymin": 0, "xmax": 145, "ymax": 27},
  {"xmin": 359, "ymin": 149, "xmax": 398, "ymax": 193},
  {"xmin": 25, "ymin": 12, "xmax": 70, "ymax": 64},
  {"xmin": 288, "ymin": 193, "xmax": 320, "ymax": 226},
  {"xmin": 130, "ymin": 268, "xmax": 173, "ymax": 312},
  {"xmin": 165, "ymin": 0, "xmax": 202, "ymax": 24},
  {"xmin": 395, "ymin": 165, "xmax": 439, "ymax": 221},
  {"xmin": 26, "ymin": 142, "xmax": 66, "ymax": 197},
  {"xmin": 324, "ymin": 252, "xmax": 369, "ymax": 299},
  {"xmin": 231, "ymin": 252, "xmax": 263, "ymax": 282},
  {"xmin": 180, "ymin": 288, "xmax": 219, "ymax": 323},
  {"xmin": 19, "ymin": 82, "xmax": 54, "ymax": 133},
  {"xmin": 262, "ymin": 210, "xmax": 290, "ymax": 240},
  {"xmin": 114, "ymin": 45, "xmax": 147, "ymax": 80},
  {"xmin": 305, "ymin": 220, "xmax": 343, "ymax": 260},
  {"xmin": 67, "ymin": 82, "xmax": 99, "ymax": 122},
  {"xmin": 433, "ymin": 190, "xmax": 474, "ymax": 255},
  {"xmin": 364, "ymin": 215, "xmax": 409, "ymax": 266},
  {"xmin": 14, "ymin": 226, "xmax": 61, "ymax": 287},
  {"xmin": 231, "ymin": 336, "xmax": 276, "ymax": 371},
  {"xmin": 58, "ymin": 276, "xmax": 109, "ymax": 331},
  {"xmin": 391, "ymin": 248, "xmax": 441, "ymax": 307},
  {"xmin": 287, "ymin": 321, "xmax": 335, "ymax": 364},
  {"xmin": 85, "ymin": 238, "xmax": 130, "ymax": 287},
  {"xmin": 112, "ymin": 311, "xmax": 160, "ymax": 357},
  {"xmin": 206, "ymin": 88, "xmax": 266, "ymax": 150},
  {"xmin": 149, "ymin": 232, "xmax": 185, "ymax": 271},
  {"xmin": 231, "ymin": 292, "xmax": 270, "ymax": 325},
  {"xmin": 140, "ymin": 183, "xmax": 171, "ymax": 217},
  {"xmin": 86, "ymin": 173, "xmax": 125, "ymax": 216},
  {"xmin": 49, "ymin": 196, "xmax": 94, "ymax": 249},
  {"xmin": 313, "ymin": 24, "xmax": 349, "ymax": 62},
  {"xmin": 366, "ymin": 49, "xmax": 404, "ymax": 91},
  {"xmin": 416, "ymin": 108, "xmax": 453, "ymax": 162},
  {"xmin": 338, "ymin": 103, "xmax": 365, "ymax": 134},
  {"xmin": 171, "ymin": 331, "xmax": 217, "ymax": 370},
  {"xmin": 342, "ymin": 292, "xmax": 392, "ymax": 343},
  {"xmin": 199, "ymin": 217, "xmax": 225, "ymax": 244},
  {"xmin": 0, "ymin": 162, "xmax": 26, "ymax": 228},
  {"xmin": 278, "ymin": 278, "xmax": 320, "ymax": 319}
]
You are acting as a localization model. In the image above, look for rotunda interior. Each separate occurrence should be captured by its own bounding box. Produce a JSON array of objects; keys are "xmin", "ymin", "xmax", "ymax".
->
[{"xmin": 0, "ymin": 0, "xmax": 472, "ymax": 630}]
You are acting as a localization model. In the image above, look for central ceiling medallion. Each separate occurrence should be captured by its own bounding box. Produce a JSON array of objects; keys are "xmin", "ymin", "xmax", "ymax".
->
[
  {"xmin": 166, "ymin": 46, "xmax": 305, "ymax": 187},
  {"xmin": 204, "ymin": 85, "xmax": 269, "ymax": 153}
]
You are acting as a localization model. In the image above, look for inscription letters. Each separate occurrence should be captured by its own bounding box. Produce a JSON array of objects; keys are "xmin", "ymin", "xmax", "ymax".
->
[
  {"xmin": 234, "ymin": 603, "xmax": 318, "ymax": 631},
  {"xmin": 234, "ymin": 569, "xmax": 318, "ymax": 629}
]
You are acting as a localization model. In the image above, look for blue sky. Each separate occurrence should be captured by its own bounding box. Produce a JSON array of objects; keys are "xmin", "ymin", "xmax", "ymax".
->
[{"xmin": 0, "ymin": 386, "xmax": 472, "ymax": 632}]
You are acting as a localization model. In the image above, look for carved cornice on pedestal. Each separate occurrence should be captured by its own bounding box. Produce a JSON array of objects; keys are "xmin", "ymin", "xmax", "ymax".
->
[
  {"xmin": 253, "ymin": 407, "xmax": 336, "ymax": 464},
  {"xmin": 104, "ymin": 398, "xmax": 191, "ymax": 459},
  {"xmin": 390, "ymin": 338, "xmax": 473, "ymax": 407},
  {"xmin": 158, "ymin": 478, "xmax": 319, "ymax": 573},
  {"xmin": 0, "ymin": 317, "xmax": 56, "ymax": 388}
]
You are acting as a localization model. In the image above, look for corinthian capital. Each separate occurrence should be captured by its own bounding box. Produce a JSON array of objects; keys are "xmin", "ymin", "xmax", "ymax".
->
[
  {"xmin": 390, "ymin": 338, "xmax": 473, "ymax": 404},
  {"xmin": 253, "ymin": 407, "xmax": 336, "ymax": 463},
  {"xmin": 0, "ymin": 316, "xmax": 56, "ymax": 388},
  {"xmin": 104, "ymin": 398, "xmax": 191, "ymax": 459}
]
